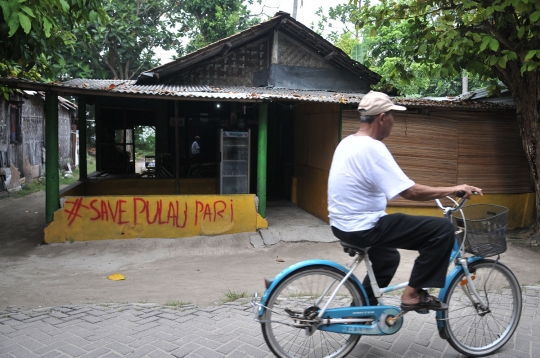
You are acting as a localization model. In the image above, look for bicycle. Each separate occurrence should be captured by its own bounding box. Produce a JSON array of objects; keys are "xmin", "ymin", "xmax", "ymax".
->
[{"xmin": 251, "ymin": 193, "xmax": 522, "ymax": 357}]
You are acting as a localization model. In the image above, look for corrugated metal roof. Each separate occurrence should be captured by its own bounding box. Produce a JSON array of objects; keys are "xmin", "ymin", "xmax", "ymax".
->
[
  {"xmin": 0, "ymin": 77, "xmax": 515, "ymax": 110},
  {"xmin": 16, "ymin": 78, "xmax": 367, "ymax": 103},
  {"xmin": 455, "ymin": 83, "xmax": 513, "ymax": 105}
]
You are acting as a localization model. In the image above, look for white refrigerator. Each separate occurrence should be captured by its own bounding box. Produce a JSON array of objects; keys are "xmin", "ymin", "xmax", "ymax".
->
[{"xmin": 220, "ymin": 130, "xmax": 250, "ymax": 194}]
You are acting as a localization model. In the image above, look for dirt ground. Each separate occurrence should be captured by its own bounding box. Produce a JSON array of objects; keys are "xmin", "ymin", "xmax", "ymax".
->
[{"xmin": 1, "ymin": 190, "xmax": 540, "ymax": 311}]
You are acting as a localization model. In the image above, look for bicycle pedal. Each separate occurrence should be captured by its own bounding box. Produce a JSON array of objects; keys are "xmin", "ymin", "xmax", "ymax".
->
[{"xmin": 415, "ymin": 308, "xmax": 429, "ymax": 314}]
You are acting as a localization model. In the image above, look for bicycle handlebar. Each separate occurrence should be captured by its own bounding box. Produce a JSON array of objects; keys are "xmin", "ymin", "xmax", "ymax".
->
[{"xmin": 435, "ymin": 190, "xmax": 479, "ymax": 213}]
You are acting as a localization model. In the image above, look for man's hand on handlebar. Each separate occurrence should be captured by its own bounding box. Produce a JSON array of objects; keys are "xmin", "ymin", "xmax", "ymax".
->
[{"xmin": 454, "ymin": 184, "xmax": 483, "ymax": 199}]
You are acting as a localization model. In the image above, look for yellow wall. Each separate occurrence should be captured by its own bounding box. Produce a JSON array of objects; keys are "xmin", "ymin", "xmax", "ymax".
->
[
  {"xmin": 387, "ymin": 193, "xmax": 534, "ymax": 230},
  {"xmin": 296, "ymin": 165, "xmax": 330, "ymax": 222},
  {"xmin": 295, "ymin": 103, "xmax": 340, "ymax": 222},
  {"xmin": 45, "ymin": 194, "xmax": 268, "ymax": 243}
]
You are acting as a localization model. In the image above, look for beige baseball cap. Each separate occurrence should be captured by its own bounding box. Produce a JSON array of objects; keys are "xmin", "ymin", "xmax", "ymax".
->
[{"xmin": 358, "ymin": 91, "xmax": 406, "ymax": 115}]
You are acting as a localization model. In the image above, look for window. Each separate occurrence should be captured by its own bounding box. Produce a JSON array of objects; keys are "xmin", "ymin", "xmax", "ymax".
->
[{"xmin": 9, "ymin": 104, "xmax": 21, "ymax": 144}]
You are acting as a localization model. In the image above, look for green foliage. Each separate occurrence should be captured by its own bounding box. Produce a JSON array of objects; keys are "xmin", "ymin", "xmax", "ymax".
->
[
  {"xmin": 135, "ymin": 126, "xmax": 155, "ymax": 158},
  {"xmin": 317, "ymin": 4, "xmax": 493, "ymax": 96},
  {"xmin": 335, "ymin": 32, "xmax": 361, "ymax": 59},
  {"xmin": 1, "ymin": 0, "xmax": 261, "ymax": 83},
  {"xmin": 223, "ymin": 288, "xmax": 249, "ymax": 302},
  {"xmin": 350, "ymin": 0, "xmax": 540, "ymax": 233},
  {"xmin": 10, "ymin": 178, "xmax": 46, "ymax": 198},
  {"xmin": 351, "ymin": 0, "xmax": 540, "ymax": 95},
  {"xmin": 55, "ymin": 0, "xmax": 261, "ymax": 80},
  {"xmin": 54, "ymin": 0, "xmax": 174, "ymax": 80},
  {"xmin": 180, "ymin": 0, "xmax": 261, "ymax": 54},
  {"xmin": 163, "ymin": 300, "xmax": 192, "ymax": 307},
  {"xmin": 0, "ymin": 0, "xmax": 106, "ymax": 79}
]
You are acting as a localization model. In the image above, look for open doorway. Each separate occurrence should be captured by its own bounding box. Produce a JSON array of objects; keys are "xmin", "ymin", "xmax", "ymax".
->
[
  {"xmin": 266, "ymin": 102, "xmax": 296, "ymax": 203},
  {"xmin": 134, "ymin": 126, "xmax": 155, "ymax": 175}
]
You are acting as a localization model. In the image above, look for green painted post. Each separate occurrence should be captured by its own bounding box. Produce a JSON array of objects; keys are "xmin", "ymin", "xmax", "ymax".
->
[
  {"xmin": 45, "ymin": 91, "xmax": 59, "ymax": 223},
  {"xmin": 257, "ymin": 102, "xmax": 268, "ymax": 218},
  {"xmin": 78, "ymin": 95, "xmax": 87, "ymax": 180}
]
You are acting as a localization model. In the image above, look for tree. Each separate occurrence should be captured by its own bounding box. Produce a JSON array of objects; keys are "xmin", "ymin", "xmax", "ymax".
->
[
  {"xmin": 55, "ymin": 0, "xmax": 175, "ymax": 80},
  {"xmin": 0, "ymin": 0, "xmax": 105, "ymax": 94},
  {"xmin": 54, "ymin": 0, "xmax": 261, "ymax": 80},
  {"xmin": 353, "ymin": 0, "xmax": 540, "ymax": 237},
  {"xmin": 315, "ymin": 3, "xmax": 491, "ymax": 97},
  {"xmin": 180, "ymin": 0, "xmax": 261, "ymax": 54}
]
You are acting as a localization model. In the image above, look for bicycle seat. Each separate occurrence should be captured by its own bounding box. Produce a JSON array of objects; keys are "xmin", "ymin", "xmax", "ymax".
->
[{"xmin": 340, "ymin": 242, "xmax": 369, "ymax": 257}]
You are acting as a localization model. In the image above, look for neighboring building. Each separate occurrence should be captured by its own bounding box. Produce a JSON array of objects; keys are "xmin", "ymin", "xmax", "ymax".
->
[{"xmin": 0, "ymin": 91, "xmax": 77, "ymax": 188}]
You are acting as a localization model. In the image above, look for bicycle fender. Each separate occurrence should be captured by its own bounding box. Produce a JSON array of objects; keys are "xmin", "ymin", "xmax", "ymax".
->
[
  {"xmin": 257, "ymin": 260, "xmax": 367, "ymax": 316},
  {"xmin": 435, "ymin": 256, "xmax": 484, "ymax": 332}
]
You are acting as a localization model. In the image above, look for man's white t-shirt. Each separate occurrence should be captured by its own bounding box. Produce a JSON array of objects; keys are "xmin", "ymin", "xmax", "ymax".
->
[
  {"xmin": 191, "ymin": 141, "xmax": 200, "ymax": 155},
  {"xmin": 328, "ymin": 135, "xmax": 415, "ymax": 232}
]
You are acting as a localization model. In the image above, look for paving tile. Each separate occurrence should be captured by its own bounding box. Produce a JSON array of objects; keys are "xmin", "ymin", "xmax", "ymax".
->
[
  {"xmin": 105, "ymin": 342, "xmax": 134, "ymax": 355},
  {"xmin": 170, "ymin": 343, "xmax": 201, "ymax": 358},
  {"xmin": 148, "ymin": 339, "xmax": 180, "ymax": 353},
  {"xmin": 125, "ymin": 345, "xmax": 157, "ymax": 358},
  {"xmin": 148, "ymin": 349, "xmax": 175, "ymax": 358},
  {"xmin": 57, "ymin": 344, "xmax": 87, "ymax": 357},
  {"xmin": 8, "ymin": 347, "xmax": 37, "ymax": 357},
  {"xmin": 79, "ymin": 347, "xmax": 112, "ymax": 358},
  {"xmin": 38, "ymin": 351, "xmax": 63, "ymax": 358},
  {"xmin": 0, "ymin": 300, "xmax": 537, "ymax": 358}
]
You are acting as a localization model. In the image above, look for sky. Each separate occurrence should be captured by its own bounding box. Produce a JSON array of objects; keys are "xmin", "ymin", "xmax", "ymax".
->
[{"xmin": 155, "ymin": 0, "xmax": 348, "ymax": 64}]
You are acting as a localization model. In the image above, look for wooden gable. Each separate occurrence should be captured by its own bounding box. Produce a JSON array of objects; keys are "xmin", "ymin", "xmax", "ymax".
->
[
  {"xmin": 138, "ymin": 12, "xmax": 379, "ymax": 92},
  {"xmin": 171, "ymin": 37, "xmax": 270, "ymax": 87}
]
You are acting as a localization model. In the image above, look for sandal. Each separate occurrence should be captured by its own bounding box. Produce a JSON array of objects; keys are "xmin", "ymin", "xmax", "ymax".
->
[{"xmin": 400, "ymin": 289, "xmax": 448, "ymax": 311}]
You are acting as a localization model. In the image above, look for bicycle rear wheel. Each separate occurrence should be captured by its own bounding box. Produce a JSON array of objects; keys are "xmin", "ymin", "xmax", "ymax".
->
[
  {"xmin": 261, "ymin": 266, "xmax": 364, "ymax": 358},
  {"xmin": 442, "ymin": 259, "xmax": 522, "ymax": 356}
]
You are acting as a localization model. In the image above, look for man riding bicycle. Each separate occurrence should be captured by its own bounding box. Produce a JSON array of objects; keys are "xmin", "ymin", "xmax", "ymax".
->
[{"xmin": 328, "ymin": 91, "xmax": 482, "ymax": 311}]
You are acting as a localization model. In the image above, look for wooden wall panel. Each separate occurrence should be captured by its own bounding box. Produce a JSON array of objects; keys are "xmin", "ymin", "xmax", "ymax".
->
[
  {"xmin": 295, "ymin": 105, "xmax": 310, "ymax": 166},
  {"xmin": 342, "ymin": 110, "xmax": 360, "ymax": 137},
  {"xmin": 296, "ymin": 103, "xmax": 339, "ymax": 170},
  {"xmin": 456, "ymin": 116, "xmax": 530, "ymax": 193},
  {"xmin": 296, "ymin": 164, "xmax": 330, "ymax": 222},
  {"xmin": 295, "ymin": 103, "xmax": 339, "ymax": 220},
  {"xmin": 340, "ymin": 109, "xmax": 531, "ymax": 200},
  {"xmin": 309, "ymin": 113, "xmax": 338, "ymax": 170},
  {"xmin": 342, "ymin": 111, "xmax": 458, "ymax": 189},
  {"xmin": 388, "ymin": 113, "xmax": 458, "ymax": 187}
]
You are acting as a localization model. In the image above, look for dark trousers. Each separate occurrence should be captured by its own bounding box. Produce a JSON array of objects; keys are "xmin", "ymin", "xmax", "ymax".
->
[{"xmin": 332, "ymin": 213, "xmax": 455, "ymax": 305}]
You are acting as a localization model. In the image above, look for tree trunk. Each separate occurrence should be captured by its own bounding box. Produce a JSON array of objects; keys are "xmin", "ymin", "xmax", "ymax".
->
[{"xmin": 503, "ymin": 65, "xmax": 540, "ymax": 238}]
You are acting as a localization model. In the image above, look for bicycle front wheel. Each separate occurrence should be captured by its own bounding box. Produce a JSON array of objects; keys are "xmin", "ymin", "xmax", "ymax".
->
[
  {"xmin": 261, "ymin": 266, "xmax": 365, "ymax": 358},
  {"xmin": 442, "ymin": 259, "xmax": 522, "ymax": 356}
]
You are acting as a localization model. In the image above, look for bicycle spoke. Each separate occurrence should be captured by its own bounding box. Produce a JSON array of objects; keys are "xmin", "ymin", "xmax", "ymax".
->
[
  {"xmin": 261, "ymin": 266, "xmax": 363, "ymax": 358},
  {"xmin": 443, "ymin": 260, "xmax": 521, "ymax": 356}
]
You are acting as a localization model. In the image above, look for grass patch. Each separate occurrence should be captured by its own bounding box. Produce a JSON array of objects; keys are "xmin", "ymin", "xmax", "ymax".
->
[
  {"xmin": 164, "ymin": 300, "xmax": 192, "ymax": 307},
  {"xmin": 223, "ymin": 289, "xmax": 249, "ymax": 303},
  {"xmin": 7, "ymin": 178, "xmax": 46, "ymax": 199},
  {"xmin": 2, "ymin": 157, "xmax": 97, "ymax": 200}
]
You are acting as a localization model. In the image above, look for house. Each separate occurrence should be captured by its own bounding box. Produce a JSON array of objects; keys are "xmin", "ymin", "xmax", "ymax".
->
[
  {"xmin": 0, "ymin": 12, "xmax": 533, "ymax": 242},
  {"xmin": 0, "ymin": 90, "xmax": 77, "ymax": 190}
]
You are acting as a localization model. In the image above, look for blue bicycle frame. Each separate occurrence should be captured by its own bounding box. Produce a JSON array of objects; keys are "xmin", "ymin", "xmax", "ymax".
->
[{"xmin": 256, "ymin": 231, "xmax": 485, "ymax": 337}]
